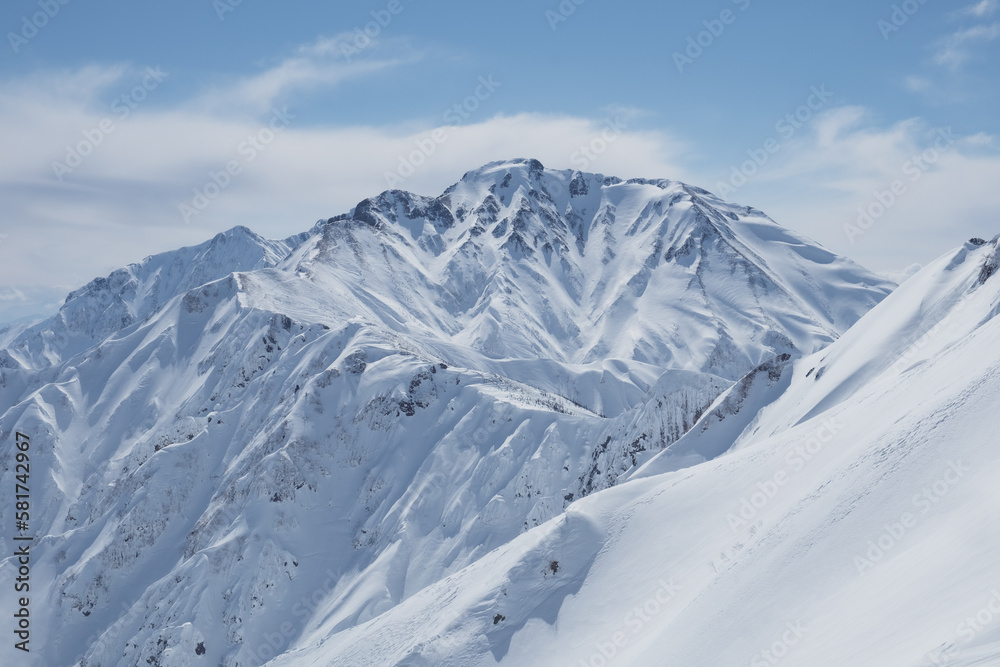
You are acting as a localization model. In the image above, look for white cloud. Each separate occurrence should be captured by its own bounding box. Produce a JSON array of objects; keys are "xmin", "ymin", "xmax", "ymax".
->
[
  {"xmin": 0, "ymin": 287, "xmax": 27, "ymax": 303},
  {"xmin": 707, "ymin": 109, "xmax": 1000, "ymax": 273},
  {"xmin": 191, "ymin": 34, "xmax": 422, "ymax": 115},
  {"xmin": 960, "ymin": 0, "xmax": 999, "ymax": 18},
  {"xmin": 963, "ymin": 132, "xmax": 996, "ymax": 146},
  {"xmin": 0, "ymin": 285, "xmax": 70, "ymax": 327},
  {"xmin": 904, "ymin": 76, "xmax": 932, "ymax": 93},
  {"xmin": 933, "ymin": 22, "xmax": 1000, "ymax": 67}
]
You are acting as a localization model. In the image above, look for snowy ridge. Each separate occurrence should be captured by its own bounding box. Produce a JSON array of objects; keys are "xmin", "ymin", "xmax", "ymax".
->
[
  {"xmin": 732, "ymin": 234, "xmax": 1000, "ymax": 447},
  {"xmin": 3, "ymin": 226, "xmax": 308, "ymax": 370},
  {"xmin": 0, "ymin": 160, "xmax": 904, "ymax": 667}
]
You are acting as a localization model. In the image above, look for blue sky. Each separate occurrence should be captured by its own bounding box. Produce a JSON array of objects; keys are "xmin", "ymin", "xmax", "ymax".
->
[{"xmin": 1, "ymin": 0, "xmax": 999, "ymax": 323}]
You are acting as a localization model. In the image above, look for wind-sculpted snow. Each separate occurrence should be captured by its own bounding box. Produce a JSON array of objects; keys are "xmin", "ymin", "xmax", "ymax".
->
[{"xmin": 0, "ymin": 160, "xmax": 896, "ymax": 667}]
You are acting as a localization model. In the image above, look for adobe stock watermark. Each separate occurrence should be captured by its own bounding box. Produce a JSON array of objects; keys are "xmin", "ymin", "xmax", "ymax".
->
[
  {"xmin": 889, "ymin": 291, "xmax": 973, "ymax": 376},
  {"xmin": 179, "ymin": 107, "xmax": 294, "ymax": 224},
  {"xmin": 7, "ymin": 0, "xmax": 72, "ymax": 54},
  {"xmin": 714, "ymin": 85, "xmax": 834, "ymax": 198},
  {"xmin": 749, "ymin": 621, "xmax": 808, "ymax": 667},
  {"xmin": 878, "ymin": 0, "xmax": 931, "ymax": 40},
  {"xmin": 570, "ymin": 116, "xmax": 628, "ymax": 171},
  {"xmin": 673, "ymin": 0, "xmax": 752, "ymax": 73},
  {"xmin": 844, "ymin": 127, "xmax": 957, "ymax": 245},
  {"xmin": 926, "ymin": 589, "xmax": 1000, "ymax": 666},
  {"xmin": 710, "ymin": 416, "xmax": 844, "ymax": 575},
  {"xmin": 337, "ymin": 0, "xmax": 411, "ymax": 62},
  {"xmin": 384, "ymin": 75, "xmax": 502, "ymax": 187},
  {"xmin": 726, "ymin": 417, "xmax": 843, "ymax": 534},
  {"xmin": 214, "ymin": 0, "xmax": 244, "ymax": 21},
  {"xmin": 79, "ymin": 600, "xmax": 136, "ymax": 664},
  {"xmin": 546, "ymin": 0, "xmax": 588, "ymax": 31},
  {"xmin": 853, "ymin": 460, "xmax": 969, "ymax": 576},
  {"xmin": 577, "ymin": 578, "xmax": 681, "ymax": 667},
  {"xmin": 51, "ymin": 67, "xmax": 169, "ymax": 182},
  {"xmin": 471, "ymin": 403, "xmax": 515, "ymax": 447},
  {"xmin": 245, "ymin": 567, "xmax": 343, "ymax": 663}
]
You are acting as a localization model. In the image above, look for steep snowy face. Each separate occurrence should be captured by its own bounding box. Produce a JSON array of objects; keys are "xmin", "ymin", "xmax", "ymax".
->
[
  {"xmin": 725, "ymin": 234, "xmax": 1000, "ymax": 447},
  {"xmin": 270, "ymin": 239, "xmax": 1000, "ymax": 667},
  {"xmin": 0, "ymin": 160, "xmax": 896, "ymax": 667}
]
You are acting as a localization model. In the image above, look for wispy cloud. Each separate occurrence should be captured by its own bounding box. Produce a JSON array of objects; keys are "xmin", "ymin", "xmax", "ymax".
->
[
  {"xmin": 963, "ymin": 132, "xmax": 995, "ymax": 146},
  {"xmin": 903, "ymin": 2, "xmax": 999, "ymax": 100},
  {"xmin": 0, "ymin": 287, "xmax": 27, "ymax": 303},
  {"xmin": 957, "ymin": 0, "xmax": 999, "ymax": 18},
  {"xmin": 933, "ymin": 22, "xmax": 1000, "ymax": 67},
  {"xmin": 192, "ymin": 34, "xmax": 422, "ymax": 115},
  {"xmin": 715, "ymin": 109, "xmax": 1000, "ymax": 272},
  {"xmin": 904, "ymin": 76, "xmax": 932, "ymax": 93},
  {"xmin": 935, "ymin": 1, "xmax": 1000, "ymax": 66}
]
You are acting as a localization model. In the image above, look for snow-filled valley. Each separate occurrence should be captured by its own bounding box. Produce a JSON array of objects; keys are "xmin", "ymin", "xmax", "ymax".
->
[{"xmin": 1, "ymin": 159, "xmax": 996, "ymax": 667}]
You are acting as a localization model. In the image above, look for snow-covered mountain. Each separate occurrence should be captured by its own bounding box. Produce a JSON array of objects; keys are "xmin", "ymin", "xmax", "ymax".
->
[
  {"xmin": 289, "ymin": 235, "xmax": 1000, "ymax": 667},
  {"xmin": 0, "ymin": 158, "xmax": 948, "ymax": 667}
]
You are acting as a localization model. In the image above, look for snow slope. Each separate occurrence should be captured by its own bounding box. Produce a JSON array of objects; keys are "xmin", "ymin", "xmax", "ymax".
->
[
  {"xmin": 0, "ymin": 160, "xmax": 898, "ymax": 667},
  {"xmin": 276, "ymin": 236, "xmax": 1000, "ymax": 667}
]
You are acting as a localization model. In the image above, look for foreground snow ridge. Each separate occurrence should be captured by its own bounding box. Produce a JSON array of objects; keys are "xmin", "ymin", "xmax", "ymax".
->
[{"xmin": 0, "ymin": 160, "xmax": 996, "ymax": 667}]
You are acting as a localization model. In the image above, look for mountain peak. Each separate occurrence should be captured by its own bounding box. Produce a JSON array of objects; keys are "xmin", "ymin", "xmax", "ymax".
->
[
  {"xmin": 460, "ymin": 157, "xmax": 547, "ymax": 181},
  {"xmin": 265, "ymin": 162, "xmax": 895, "ymax": 376},
  {"xmin": 209, "ymin": 224, "xmax": 260, "ymax": 243}
]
